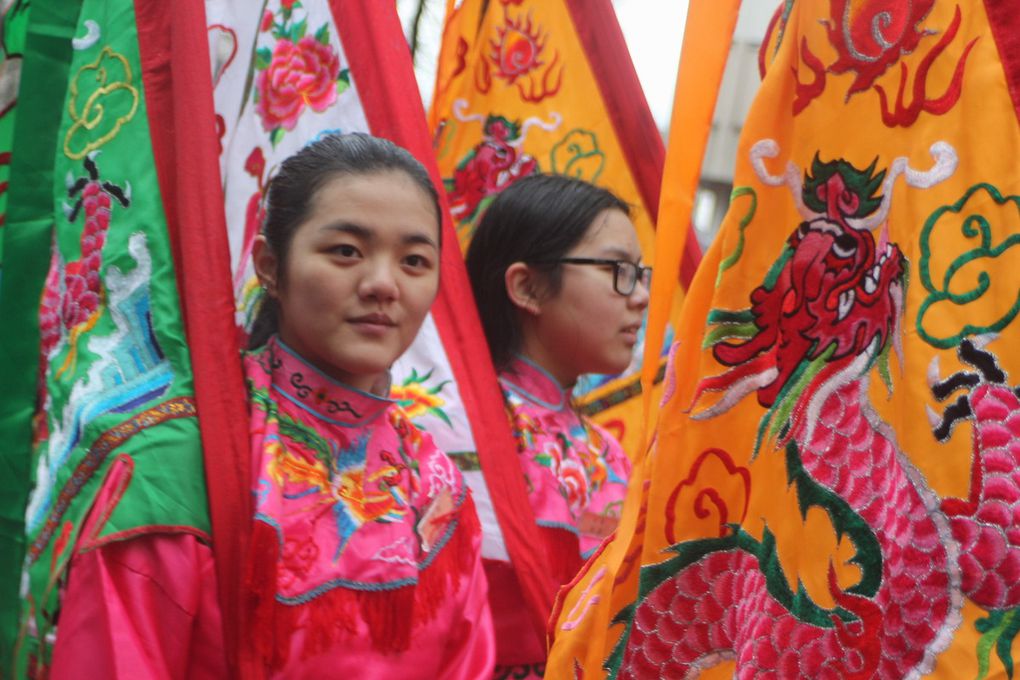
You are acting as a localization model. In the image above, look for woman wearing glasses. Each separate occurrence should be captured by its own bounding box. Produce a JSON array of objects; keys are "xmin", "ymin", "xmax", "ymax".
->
[{"xmin": 466, "ymin": 173, "xmax": 649, "ymax": 678}]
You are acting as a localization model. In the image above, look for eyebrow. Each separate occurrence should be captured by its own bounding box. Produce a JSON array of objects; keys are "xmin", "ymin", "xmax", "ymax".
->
[
  {"xmin": 322, "ymin": 222, "xmax": 438, "ymax": 249},
  {"xmin": 598, "ymin": 246, "xmax": 642, "ymax": 262}
]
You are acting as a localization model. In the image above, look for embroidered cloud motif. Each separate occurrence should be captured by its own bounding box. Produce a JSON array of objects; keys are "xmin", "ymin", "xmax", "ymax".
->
[
  {"xmin": 917, "ymin": 183, "xmax": 1020, "ymax": 348},
  {"xmin": 65, "ymin": 46, "xmax": 139, "ymax": 160}
]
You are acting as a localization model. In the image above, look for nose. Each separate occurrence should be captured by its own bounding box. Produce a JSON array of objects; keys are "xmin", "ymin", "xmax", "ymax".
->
[
  {"xmin": 358, "ymin": 258, "xmax": 399, "ymax": 302},
  {"xmin": 628, "ymin": 275, "xmax": 650, "ymax": 309}
]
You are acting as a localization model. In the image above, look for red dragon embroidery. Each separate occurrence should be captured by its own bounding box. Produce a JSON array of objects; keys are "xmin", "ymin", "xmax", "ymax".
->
[
  {"xmin": 442, "ymin": 102, "xmax": 561, "ymax": 238},
  {"xmin": 235, "ymin": 146, "xmax": 268, "ymax": 292},
  {"xmin": 446, "ymin": 115, "xmax": 537, "ymax": 228},
  {"xmin": 607, "ymin": 140, "xmax": 1020, "ymax": 677}
]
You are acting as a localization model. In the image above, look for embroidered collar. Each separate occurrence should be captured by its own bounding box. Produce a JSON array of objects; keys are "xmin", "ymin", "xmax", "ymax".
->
[
  {"xmin": 266, "ymin": 336, "xmax": 394, "ymax": 426},
  {"xmin": 498, "ymin": 355, "xmax": 571, "ymax": 411}
]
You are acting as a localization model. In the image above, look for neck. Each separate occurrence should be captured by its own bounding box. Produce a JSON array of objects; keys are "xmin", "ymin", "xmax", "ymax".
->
[
  {"xmin": 518, "ymin": 335, "xmax": 578, "ymax": 389},
  {"xmin": 499, "ymin": 353, "xmax": 572, "ymax": 412}
]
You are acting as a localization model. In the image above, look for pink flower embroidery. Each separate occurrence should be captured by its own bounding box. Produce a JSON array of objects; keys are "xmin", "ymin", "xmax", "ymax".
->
[
  {"xmin": 560, "ymin": 463, "xmax": 589, "ymax": 515},
  {"xmin": 255, "ymin": 36, "xmax": 340, "ymax": 132}
]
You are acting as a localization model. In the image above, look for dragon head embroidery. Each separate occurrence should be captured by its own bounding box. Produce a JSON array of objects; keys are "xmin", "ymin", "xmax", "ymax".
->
[
  {"xmin": 712, "ymin": 156, "xmax": 906, "ymax": 411},
  {"xmin": 690, "ymin": 141, "xmax": 957, "ymax": 437},
  {"xmin": 687, "ymin": 141, "xmax": 959, "ymax": 453}
]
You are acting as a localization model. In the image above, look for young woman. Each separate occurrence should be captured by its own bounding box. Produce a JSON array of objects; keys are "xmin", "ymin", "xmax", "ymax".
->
[
  {"xmin": 244, "ymin": 132, "xmax": 494, "ymax": 678},
  {"xmin": 48, "ymin": 133, "xmax": 495, "ymax": 679},
  {"xmin": 465, "ymin": 173, "xmax": 649, "ymax": 676}
]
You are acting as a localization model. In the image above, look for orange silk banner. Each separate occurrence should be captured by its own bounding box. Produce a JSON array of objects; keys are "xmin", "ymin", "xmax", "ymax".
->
[
  {"xmin": 549, "ymin": 0, "xmax": 1020, "ymax": 678},
  {"xmin": 429, "ymin": 0, "xmax": 697, "ymax": 462},
  {"xmin": 546, "ymin": 2, "xmax": 740, "ymax": 676},
  {"xmin": 639, "ymin": 0, "xmax": 743, "ymax": 457}
]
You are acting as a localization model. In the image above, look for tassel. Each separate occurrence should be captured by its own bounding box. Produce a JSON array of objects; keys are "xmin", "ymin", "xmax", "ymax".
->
[
  {"xmin": 415, "ymin": 493, "xmax": 481, "ymax": 625},
  {"xmin": 250, "ymin": 492, "xmax": 483, "ymax": 669},
  {"xmin": 355, "ymin": 585, "xmax": 416, "ymax": 653}
]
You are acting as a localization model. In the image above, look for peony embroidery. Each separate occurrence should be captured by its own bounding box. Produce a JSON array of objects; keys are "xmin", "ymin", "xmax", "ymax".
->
[
  {"xmin": 256, "ymin": 36, "xmax": 338, "ymax": 133},
  {"xmin": 559, "ymin": 462, "xmax": 589, "ymax": 516},
  {"xmin": 252, "ymin": 1, "xmax": 350, "ymax": 143}
]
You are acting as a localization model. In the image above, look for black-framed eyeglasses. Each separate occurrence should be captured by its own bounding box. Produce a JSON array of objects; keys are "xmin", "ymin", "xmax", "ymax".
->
[{"xmin": 538, "ymin": 257, "xmax": 652, "ymax": 296}]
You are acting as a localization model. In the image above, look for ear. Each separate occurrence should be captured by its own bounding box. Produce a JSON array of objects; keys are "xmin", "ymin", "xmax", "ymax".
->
[
  {"xmin": 252, "ymin": 235, "xmax": 279, "ymax": 297},
  {"xmin": 505, "ymin": 262, "xmax": 543, "ymax": 315}
]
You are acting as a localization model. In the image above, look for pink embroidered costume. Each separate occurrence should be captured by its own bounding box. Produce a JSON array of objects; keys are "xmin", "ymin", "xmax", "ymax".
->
[
  {"xmin": 486, "ymin": 356, "xmax": 631, "ymax": 675},
  {"xmin": 245, "ymin": 337, "xmax": 494, "ymax": 679},
  {"xmin": 47, "ymin": 470, "xmax": 227, "ymax": 679}
]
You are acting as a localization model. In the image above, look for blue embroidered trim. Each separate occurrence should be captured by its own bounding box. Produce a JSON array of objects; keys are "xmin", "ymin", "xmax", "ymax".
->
[
  {"xmin": 276, "ymin": 337, "xmax": 395, "ymax": 403},
  {"xmin": 499, "ymin": 355, "xmax": 568, "ymax": 411},
  {"xmin": 278, "ymin": 575, "xmax": 420, "ymax": 604},
  {"xmin": 536, "ymin": 519, "xmax": 581, "ymax": 537}
]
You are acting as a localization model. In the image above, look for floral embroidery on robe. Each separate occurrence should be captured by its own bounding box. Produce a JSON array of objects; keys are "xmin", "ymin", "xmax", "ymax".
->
[
  {"xmin": 244, "ymin": 337, "xmax": 493, "ymax": 678},
  {"xmin": 500, "ymin": 356, "xmax": 631, "ymax": 558},
  {"xmin": 484, "ymin": 356, "xmax": 632, "ymax": 674}
]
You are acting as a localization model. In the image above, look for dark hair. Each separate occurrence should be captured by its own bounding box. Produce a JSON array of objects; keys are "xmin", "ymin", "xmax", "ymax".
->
[
  {"xmin": 465, "ymin": 173, "xmax": 630, "ymax": 370},
  {"xmin": 249, "ymin": 132, "xmax": 441, "ymax": 348}
]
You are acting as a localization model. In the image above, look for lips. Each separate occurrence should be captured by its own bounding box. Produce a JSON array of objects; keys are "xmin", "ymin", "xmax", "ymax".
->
[
  {"xmin": 621, "ymin": 322, "xmax": 641, "ymax": 344},
  {"xmin": 348, "ymin": 312, "xmax": 396, "ymax": 332}
]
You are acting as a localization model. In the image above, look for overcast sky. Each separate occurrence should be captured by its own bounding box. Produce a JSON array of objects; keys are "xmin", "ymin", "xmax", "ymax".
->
[{"xmin": 613, "ymin": 0, "xmax": 688, "ymax": 130}]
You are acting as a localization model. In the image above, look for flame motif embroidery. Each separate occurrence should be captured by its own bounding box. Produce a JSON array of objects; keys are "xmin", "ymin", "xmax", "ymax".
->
[{"xmin": 484, "ymin": 8, "xmax": 563, "ymax": 103}]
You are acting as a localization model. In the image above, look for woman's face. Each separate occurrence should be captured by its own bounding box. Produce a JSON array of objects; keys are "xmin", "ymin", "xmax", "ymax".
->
[
  {"xmin": 527, "ymin": 208, "xmax": 650, "ymax": 386},
  {"xmin": 257, "ymin": 170, "xmax": 440, "ymax": 392}
]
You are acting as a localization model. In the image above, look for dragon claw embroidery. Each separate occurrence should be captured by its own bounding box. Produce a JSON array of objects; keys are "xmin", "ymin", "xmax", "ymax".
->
[
  {"xmin": 928, "ymin": 338, "xmax": 1020, "ymax": 613},
  {"xmin": 927, "ymin": 336, "xmax": 1012, "ymax": 441}
]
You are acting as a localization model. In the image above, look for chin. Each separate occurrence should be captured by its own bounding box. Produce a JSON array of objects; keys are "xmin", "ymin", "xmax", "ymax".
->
[
  {"xmin": 610, "ymin": 349, "xmax": 637, "ymax": 372},
  {"xmin": 591, "ymin": 359, "xmax": 630, "ymax": 378}
]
